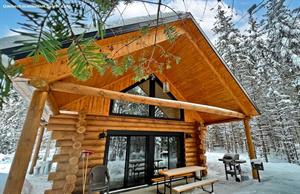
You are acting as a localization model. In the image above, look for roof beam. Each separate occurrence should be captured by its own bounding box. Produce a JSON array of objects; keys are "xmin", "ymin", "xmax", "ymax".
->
[{"xmin": 50, "ymin": 82, "xmax": 245, "ymax": 119}]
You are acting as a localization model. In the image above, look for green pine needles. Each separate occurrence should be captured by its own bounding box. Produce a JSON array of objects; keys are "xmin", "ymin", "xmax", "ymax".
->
[{"xmin": 0, "ymin": 0, "xmax": 182, "ymax": 108}]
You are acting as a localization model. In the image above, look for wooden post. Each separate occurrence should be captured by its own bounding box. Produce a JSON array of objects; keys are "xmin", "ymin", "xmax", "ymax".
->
[
  {"xmin": 29, "ymin": 124, "xmax": 46, "ymax": 174},
  {"xmin": 4, "ymin": 90, "xmax": 48, "ymax": 194},
  {"xmin": 243, "ymin": 117, "xmax": 258, "ymax": 179}
]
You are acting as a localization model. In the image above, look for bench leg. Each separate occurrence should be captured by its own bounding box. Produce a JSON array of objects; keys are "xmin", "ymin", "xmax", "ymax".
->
[{"xmin": 201, "ymin": 183, "xmax": 215, "ymax": 194}]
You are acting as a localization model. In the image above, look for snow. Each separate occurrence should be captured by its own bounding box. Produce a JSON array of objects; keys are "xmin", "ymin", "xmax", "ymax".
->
[
  {"xmin": 1, "ymin": 151, "xmax": 300, "ymax": 194},
  {"xmin": 0, "ymin": 153, "xmax": 52, "ymax": 194},
  {"xmin": 203, "ymin": 152, "xmax": 300, "ymax": 194}
]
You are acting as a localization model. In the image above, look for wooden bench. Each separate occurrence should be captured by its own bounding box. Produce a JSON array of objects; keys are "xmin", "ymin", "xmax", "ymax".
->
[
  {"xmin": 151, "ymin": 173, "xmax": 194, "ymax": 194},
  {"xmin": 172, "ymin": 178, "xmax": 218, "ymax": 194}
]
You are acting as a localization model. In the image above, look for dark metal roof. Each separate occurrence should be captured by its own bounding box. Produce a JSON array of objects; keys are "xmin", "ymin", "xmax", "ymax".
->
[{"xmin": 0, "ymin": 12, "xmax": 191, "ymax": 59}]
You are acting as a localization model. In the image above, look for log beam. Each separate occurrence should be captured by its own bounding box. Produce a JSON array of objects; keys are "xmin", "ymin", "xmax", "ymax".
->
[
  {"xmin": 29, "ymin": 124, "xmax": 46, "ymax": 174},
  {"xmin": 4, "ymin": 90, "xmax": 48, "ymax": 194},
  {"xmin": 50, "ymin": 82, "xmax": 245, "ymax": 118},
  {"xmin": 243, "ymin": 117, "xmax": 258, "ymax": 179}
]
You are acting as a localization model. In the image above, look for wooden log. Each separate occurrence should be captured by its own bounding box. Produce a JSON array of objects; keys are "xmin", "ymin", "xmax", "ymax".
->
[
  {"xmin": 50, "ymin": 82, "xmax": 245, "ymax": 118},
  {"xmin": 48, "ymin": 172, "xmax": 66, "ymax": 181},
  {"xmin": 29, "ymin": 124, "xmax": 45, "ymax": 174},
  {"xmin": 69, "ymin": 157, "xmax": 79, "ymax": 165},
  {"xmin": 56, "ymin": 140, "xmax": 73, "ymax": 147},
  {"xmin": 186, "ymin": 162, "xmax": 198, "ymax": 166},
  {"xmin": 29, "ymin": 77, "xmax": 49, "ymax": 91},
  {"xmin": 76, "ymin": 120, "xmax": 87, "ymax": 127},
  {"xmin": 50, "ymin": 114, "xmax": 196, "ymax": 127},
  {"xmin": 3, "ymin": 91, "xmax": 48, "ymax": 194},
  {"xmin": 185, "ymin": 147, "xmax": 197, "ymax": 153},
  {"xmin": 186, "ymin": 157, "xmax": 197, "ymax": 163},
  {"xmin": 243, "ymin": 117, "xmax": 258, "ymax": 179},
  {"xmin": 65, "ymin": 164, "xmax": 79, "ymax": 174},
  {"xmin": 65, "ymin": 175, "xmax": 77, "ymax": 184},
  {"xmin": 56, "ymin": 159, "xmax": 102, "ymax": 172},
  {"xmin": 72, "ymin": 141, "xmax": 82, "ymax": 150},
  {"xmin": 72, "ymin": 133, "xmax": 85, "ymax": 142},
  {"xmin": 47, "ymin": 123, "xmax": 195, "ymax": 132},
  {"xmin": 57, "ymin": 141, "xmax": 105, "ymax": 151},
  {"xmin": 53, "ymin": 155, "xmax": 70, "ymax": 163},
  {"xmin": 53, "ymin": 153, "xmax": 104, "ymax": 163},
  {"xmin": 185, "ymin": 138, "xmax": 196, "ymax": 144},
  {"xmin": 76, "ymin": 126, "xmax": 86, "ymax": 133},
  {"xmin": 185, "ymin": 152, "xmax": 197, "ymax": 157},
  {"xmin": 69, "ymin": 150, "xmax": 82, "ymax": 158},
  {"xmin": 62, "ymin": 182, "xmax": 75, "ymax": 193}
]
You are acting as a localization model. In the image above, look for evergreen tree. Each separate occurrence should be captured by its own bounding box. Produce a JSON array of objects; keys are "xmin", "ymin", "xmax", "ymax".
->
[
  {"xmin": 0, "ymin": 90, "xmax": 27, "ymax": 154},
  {"xmin": 208, "ymin": 0, "xmax": 300, "ymax": 164}
]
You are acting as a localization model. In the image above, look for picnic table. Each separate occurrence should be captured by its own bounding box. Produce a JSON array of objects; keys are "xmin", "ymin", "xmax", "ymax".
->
[{"xmin": 159, "ymin": 166, "xmax": 207, "ymax": 194}]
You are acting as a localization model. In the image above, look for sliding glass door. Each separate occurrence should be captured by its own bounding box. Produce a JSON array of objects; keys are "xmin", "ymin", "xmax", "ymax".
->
[
  {"xmin": 153, "ymin": 136, "xmax": 180, "ymax": 176},
  {"xmin": 105, "ymin": 131, "xmax": 184, "ymax": 190}
]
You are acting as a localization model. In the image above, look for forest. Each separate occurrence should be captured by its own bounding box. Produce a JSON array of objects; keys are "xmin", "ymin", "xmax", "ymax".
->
[{"xmin": 206, "ymin": 0, "xmax": 300, "ymax": 164}]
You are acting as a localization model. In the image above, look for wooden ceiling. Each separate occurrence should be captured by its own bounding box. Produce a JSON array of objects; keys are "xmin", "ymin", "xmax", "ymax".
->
[{"xmin": 13, "ymin": 17, "xmax": 259, "ymax": 124}]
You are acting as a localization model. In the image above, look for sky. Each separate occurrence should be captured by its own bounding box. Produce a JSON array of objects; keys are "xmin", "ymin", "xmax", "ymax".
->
[{"xmin": 0, "ymin": 0, "xmax": 300, "ymax": 41}]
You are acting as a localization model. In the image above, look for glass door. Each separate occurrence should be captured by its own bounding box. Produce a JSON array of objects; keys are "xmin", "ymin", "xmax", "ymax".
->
[
  {"xmin": 127, "ymin": 136, "xmax": 146, "ymax": 187},
  {"xmin": 105, "ymin": 131, "xmax": 184, "ymax": 190},
  {"xmin": 153, "ymin": 136, "xmax": 180, "ymax": 176},
  {"xmin": 107, "ymin": 136, "xmax": 128, "ymax": 190},
  {"xmin": 106, "ymin": 135, "xmax": 147, "ymax": 189}
]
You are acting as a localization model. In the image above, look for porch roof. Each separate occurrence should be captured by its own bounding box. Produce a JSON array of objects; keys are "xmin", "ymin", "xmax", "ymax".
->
[{"xmin": 0, "ymin": 12, "xmax": 260, "ymax": 124}]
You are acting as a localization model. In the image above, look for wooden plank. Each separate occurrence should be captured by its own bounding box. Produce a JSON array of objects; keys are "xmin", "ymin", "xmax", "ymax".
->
[
  {"xmin": 3, "ymin": 91, "xmax": 48, "ymax": 194},
  {"xmin": 182, "ymin": 22, "xmax": 258, "ymax": 116},
  {"xmin": 160, "ymin": 166, "xmax": 206, "ymax": 177},
  {"xmin": 50, "ymin": 82, "xmax": 245, "ymax": 118},
  {"xmin": 172, "ymin": 179, "xmax": 218, "ymax": 193}
]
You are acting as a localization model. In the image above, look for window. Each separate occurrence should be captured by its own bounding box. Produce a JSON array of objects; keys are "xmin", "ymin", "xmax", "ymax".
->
[{"xmin": 110, "ymin": 76, "xmax": 184, "ymax": 120}]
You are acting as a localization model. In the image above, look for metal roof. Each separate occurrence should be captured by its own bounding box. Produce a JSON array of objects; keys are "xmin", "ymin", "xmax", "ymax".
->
[{"xmin": 0, "ymin": 12, "xmax": 190, "ymax": 59}]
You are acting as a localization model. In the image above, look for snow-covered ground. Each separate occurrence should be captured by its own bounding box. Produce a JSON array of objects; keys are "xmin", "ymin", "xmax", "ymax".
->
[
  {"xmin": 1, "ymin": 151, "xmax": 300, "ymax": 194},
  {"xmin": 204, "ymin": 152, "xmax": 300, "ymax": 194}
]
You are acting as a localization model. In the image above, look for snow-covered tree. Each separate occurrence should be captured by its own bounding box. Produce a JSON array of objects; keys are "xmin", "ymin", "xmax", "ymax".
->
[
  {"xmin": 208, "ymin": 0, "xmax": 300, "ymax": 164},
  {"xmin": 0, "ymin": 90, "xmax": 27, "ymax": 154}
]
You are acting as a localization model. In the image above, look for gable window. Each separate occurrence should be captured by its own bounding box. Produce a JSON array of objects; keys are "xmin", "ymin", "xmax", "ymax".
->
[{"xmin": 110, "ymin": 76, "xmax": 184, "ymax": 120}]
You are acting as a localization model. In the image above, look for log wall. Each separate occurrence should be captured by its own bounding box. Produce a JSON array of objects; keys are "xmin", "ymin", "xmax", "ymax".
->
[{"xmin": 45, "ymin": 113, "xmax": 206, "ymax": 194}]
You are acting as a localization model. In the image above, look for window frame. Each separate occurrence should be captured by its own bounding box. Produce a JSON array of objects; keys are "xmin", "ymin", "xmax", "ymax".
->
[{"xmin": 109, "ymin": 76, "xmax": 184, "ymax": 121}]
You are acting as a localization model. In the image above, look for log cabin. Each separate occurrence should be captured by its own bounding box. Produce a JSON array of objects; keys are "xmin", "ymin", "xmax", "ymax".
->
[{"xmin": 0, "ymin": 12, "xmax": 260, "ymax": 194}]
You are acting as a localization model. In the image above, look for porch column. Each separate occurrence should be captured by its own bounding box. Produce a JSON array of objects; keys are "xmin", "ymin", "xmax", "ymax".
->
[
  {"xmin": 4, "ymin": 90, "xmax": 48, "ymax": 194},
  {"xmin": 243, "ymin": 117, "xmax": 258, "ymax": 179},
  {"xmin": 29, "ymin": 123, "xmax": 46, "ymax": 174},
  {"xmin": 196, "ymin": 122, "xmax": 207, "ymax": 176}
]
